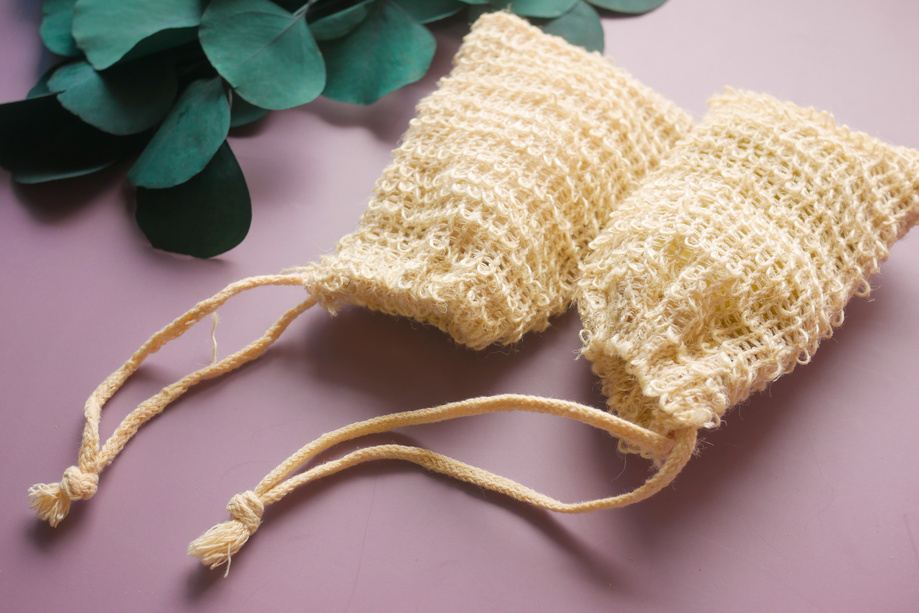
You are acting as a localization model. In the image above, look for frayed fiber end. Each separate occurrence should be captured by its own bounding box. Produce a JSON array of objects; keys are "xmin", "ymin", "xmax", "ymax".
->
[
  {"xmin": 187, "ymin": 520, "xmax": 253, "ymax": 573},
  {"xmin": 28, "ymin": 466, "xmax": 98, "ymax": 527},
  {"xmin": 28, "ymin": 482, "xmax": 71, "ymax": 528},
  {"xmin": 188, "ymin": 491, "xmax": 264, "ymax": 574}
]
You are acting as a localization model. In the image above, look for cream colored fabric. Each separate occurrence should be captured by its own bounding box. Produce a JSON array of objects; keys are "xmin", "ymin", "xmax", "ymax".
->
[
  {"xmin": 302, "ymin": 11, "xmax": 692, "ymax": 349},
  {"xmin": 29, "ymin": 12, "xmax": 692, "ymax": 527},
  {"xmin": 578, "ymin": 89, "xmax": 919, "ymax": 446}
]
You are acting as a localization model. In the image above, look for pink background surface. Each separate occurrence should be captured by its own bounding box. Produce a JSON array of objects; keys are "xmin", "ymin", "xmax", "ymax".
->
[{"xmin": 2, "ymin": 1, "xmax": 918, "ymax": 611}]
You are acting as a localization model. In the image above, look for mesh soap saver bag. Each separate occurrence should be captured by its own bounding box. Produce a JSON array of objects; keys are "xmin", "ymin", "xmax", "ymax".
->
[
  {"xmin": 185, "ymin": 88, "xmax": 919, "ymax": 571},
  {"xmin": 28, "ymin": 12, "xmax": 693, "ymax": 529},
  {"xmin": 578, "ymin": 88, "xmax": 919, "ymax": 442}
]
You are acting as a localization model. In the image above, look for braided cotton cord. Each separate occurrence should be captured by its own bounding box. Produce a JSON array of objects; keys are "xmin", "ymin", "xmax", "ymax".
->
[
  {"xmin": 188, "ymin": 395, "xmax": 697, "ymax": 572},
  {"xmin": 28, "ymin": 273, "xmax": 313, "ymax": 527}
]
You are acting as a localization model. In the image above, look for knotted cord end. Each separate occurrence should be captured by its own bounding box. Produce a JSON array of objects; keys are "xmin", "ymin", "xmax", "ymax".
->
[
  {"xmin": 28, "ymin": 465, "xmax": 98, "ymax": 527},
  {"xmin": 188, "ymin": 491, "xmax": 264, "ymax": 573}
]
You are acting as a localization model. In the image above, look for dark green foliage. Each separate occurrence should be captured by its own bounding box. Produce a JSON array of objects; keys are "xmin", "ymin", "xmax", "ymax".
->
[
  {"xmin": 0, "ymin": 0, "xmax": 670, "ymax": 256},
  {"xmin": 535, "ymin": 1, "xmax": 605, "ymax": 53},
  {"xmin": 136, "ymin": 142, "xmax": 252, "ymax": 258},
  {"xmin": 320, "ymin": 1, "xmax": 436, "ymax": 105},
  {"xmin": 72, "ymin": 0, "xmax": 204, "ymax": 69},
  {"xmin": 0, "ymin": 94, "xmax": 139, "ymax": 183},
  {"xmin": 40, "ymin": 0, "xmax": 80, "ymax": 57},
  {"xmin": 200, "ymin": 0, "xmax": 326, "ymax": 110},
  {"xmin": 229, "ymin": 94, "xmax": 270, "ymax": 127},
  {"xmin": 497, "ymin": 0, "xmax": 580, "ymax": 19},
  {"xmin": 48, "ymin": 58, "xmax": 178, "ymax": 134},
  {"xmin": 308, "ymin": 0, "xmax": 375, "ymax": 40},
  {"xmin": 586, "ymin": 0, "xmax": 668, "ymax": 14},
  {"xmin": 128, "ymin": 77, "xmax": 231, "ymax": 188}
]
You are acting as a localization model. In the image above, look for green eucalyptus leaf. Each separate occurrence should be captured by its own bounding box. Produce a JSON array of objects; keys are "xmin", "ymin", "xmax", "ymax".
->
[
  {"xmin": 321, "ymin": 0, "xmax": 436, "ymax": 105},
  {"xmin": 491, "ymin": 0, "xmax": 578, "ymax": 18},
  {"xmin": 72, "ymin": 0, "xmax": 203, "ymax": 69},
  {"xmin": 393, "ymin": 0, "xmax": 464, "ymax": 24},
  {"xmin": 28, "ymin": 63, "xmax": 64, "ymax": 99},
  {"xmin": 47, "ymin": 59, "xmax": 178, "ymax": 135},
  {"xmin": 0, "ymin": 94, "xmax": 137, "ymax": 183},
  {"xmin": 586, "ymin": 0, "xmax": 668, "ymax": 14},
  {"xmin": 200, "ymin": 0, "xmax": 325, "ymax": 111},
  {"xmin": 128, "ymin": 77, "xmax": 230, "ymax": 188},
  {"xmin": 458, "ymin": 0, "xmax": 489, "ymax": 4},
  {"xmin": 118, "ymin": 28, "xmax": 203, "ymax": 65},
  {"xmin": 41, "ymin": 0, "xmax": 80, "ymax": 57},
  {"xmin": 536, "ymin": 1, "xmax": 604, "ymax": 52},
  {"xmin": 308, "ymin": 0, "xmax": 375, "ymax": 41},
  {"xmin": 229, "ymin": 93, "xmax": 270, "ymax": 127},
  {"xmin": 136, "ymin": 141, "xmax": 251, "ymax": 258}
]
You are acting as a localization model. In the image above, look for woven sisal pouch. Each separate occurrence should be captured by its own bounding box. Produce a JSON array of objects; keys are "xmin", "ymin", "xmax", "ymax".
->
[
  {"xmin": 578, "ymin": 88, "xmax": 919, "ymax": 450},
  {"xmin": 29, "ymin": 11, "xmax": 692, "ymax": 533},
  {"xmin": 184, "ymin": 93, "xmax": 919, "ymax": 571},
  {"xmin": 302, "ymin": 11, "xmax": 692, "ymax": 349}
]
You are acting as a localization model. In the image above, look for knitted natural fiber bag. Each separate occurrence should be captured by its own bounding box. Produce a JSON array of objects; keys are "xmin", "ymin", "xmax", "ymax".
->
[
  {"xmin": 29, "ymin": 12, "xmax": 692, "ymax": 530},
  {"xmin": 184, "ymin": 89, "xmax": 918, "ymax": 572},
  {"xmin": 578, "ymin": 88, "xmax": 919, "ymax": 447},
  {"xmin": 303, "ymin": 12, "xmax": 691, "ymax": 350}
]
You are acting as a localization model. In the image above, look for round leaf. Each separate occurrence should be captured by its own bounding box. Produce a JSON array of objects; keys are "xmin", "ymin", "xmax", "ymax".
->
[
  {"xmin": 536, "ymin": 1, "xmax": 604, "ymax": 52},
  {"xmin": 200, "ymin": 0, "xmax": 325, "ymax": 111},
  {"xmin": 586, "ymin": 0, "xmax": 668, "ymax": 14},
  {"xmin": 48, "ymin": 59, "xmax": 178, "ymax": 135},
  {"xmin": 308, "ymin": 0, "xmax": 375, "ymax": 41},
  {"xmin": 72, "ymin": 0, "xmax": 203, "ymax": 69},
  {"xmin": 0, "ymin": 94, "xmax": 138, "ymax": 183},
  {"xmin": 128, "ymin": 77, "xmax": 230, "ymax": 188},
  {"xmin": 41, "ymin": 0, "xmax": 80, "ymax": 57},
  {"xmin": 136, "ymin": 141, "xmax": 251, "ymax": 258},
  {"xmin": 321, "ymin": 0, "xmax": 436, "ymax": 105},
  {"xmin": 492, "ymin": 0, "xmax": 578, "ymax": 18},
  {"xmin": 229, "ymin": 93, "xmax": 269, "ymax": 127},
  {"xmin": 393, "ymin": 0, "xmax": 464, "ymax": 24},
  {"xmin": 28, "ymin": 63, "xmax": 64, "ymax": 99}
]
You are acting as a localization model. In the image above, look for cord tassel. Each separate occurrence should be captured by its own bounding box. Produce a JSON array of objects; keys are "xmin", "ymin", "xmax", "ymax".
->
[
  {"xmin": 188, "ymin": 395, "xmax": 697, "ymax": 572},
  {"xmin": 28, "ymin": 465, "xmax": 99, "ymax": 527},
  {"xmin": 188, "ymin": 491, "xmax": 264, "ymax": 574}
]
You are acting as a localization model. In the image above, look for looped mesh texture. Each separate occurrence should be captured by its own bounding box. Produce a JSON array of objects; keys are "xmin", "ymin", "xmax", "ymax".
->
[
  {"xmin": 303, "ymin": 12, "xmax": 692, "ymax": 350},
  {"xmin": 578, "ymin": 89, "xmax": 919, "ymax": 444}
]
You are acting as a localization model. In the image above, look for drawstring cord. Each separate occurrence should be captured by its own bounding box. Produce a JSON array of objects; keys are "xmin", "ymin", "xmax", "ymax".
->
[
  {"xmin": 188, "ymin": 394, "xmax": 698, "ymax": 573},
  {"xmin": 29, "ymin": 273, "xmax": 315, "ymax": 527}
]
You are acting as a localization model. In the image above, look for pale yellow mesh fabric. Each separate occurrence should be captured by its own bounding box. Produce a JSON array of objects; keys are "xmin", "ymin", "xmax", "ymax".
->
[
  {"xmin": 301, "ymin": 12, "xmax": 693, "ymax": 349},
  {"xmin": 29, "ymin": 12, "xmax": 693, "ymax": 528},
  {"xmin": 578, "ymin": 89, "xmax": 919, "ymax": 447}
]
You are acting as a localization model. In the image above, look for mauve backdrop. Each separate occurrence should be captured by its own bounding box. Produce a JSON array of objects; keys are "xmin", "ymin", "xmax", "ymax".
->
[{"xmin": 1, "ymin": 1, "xmax": 918, "ymax": 611}]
